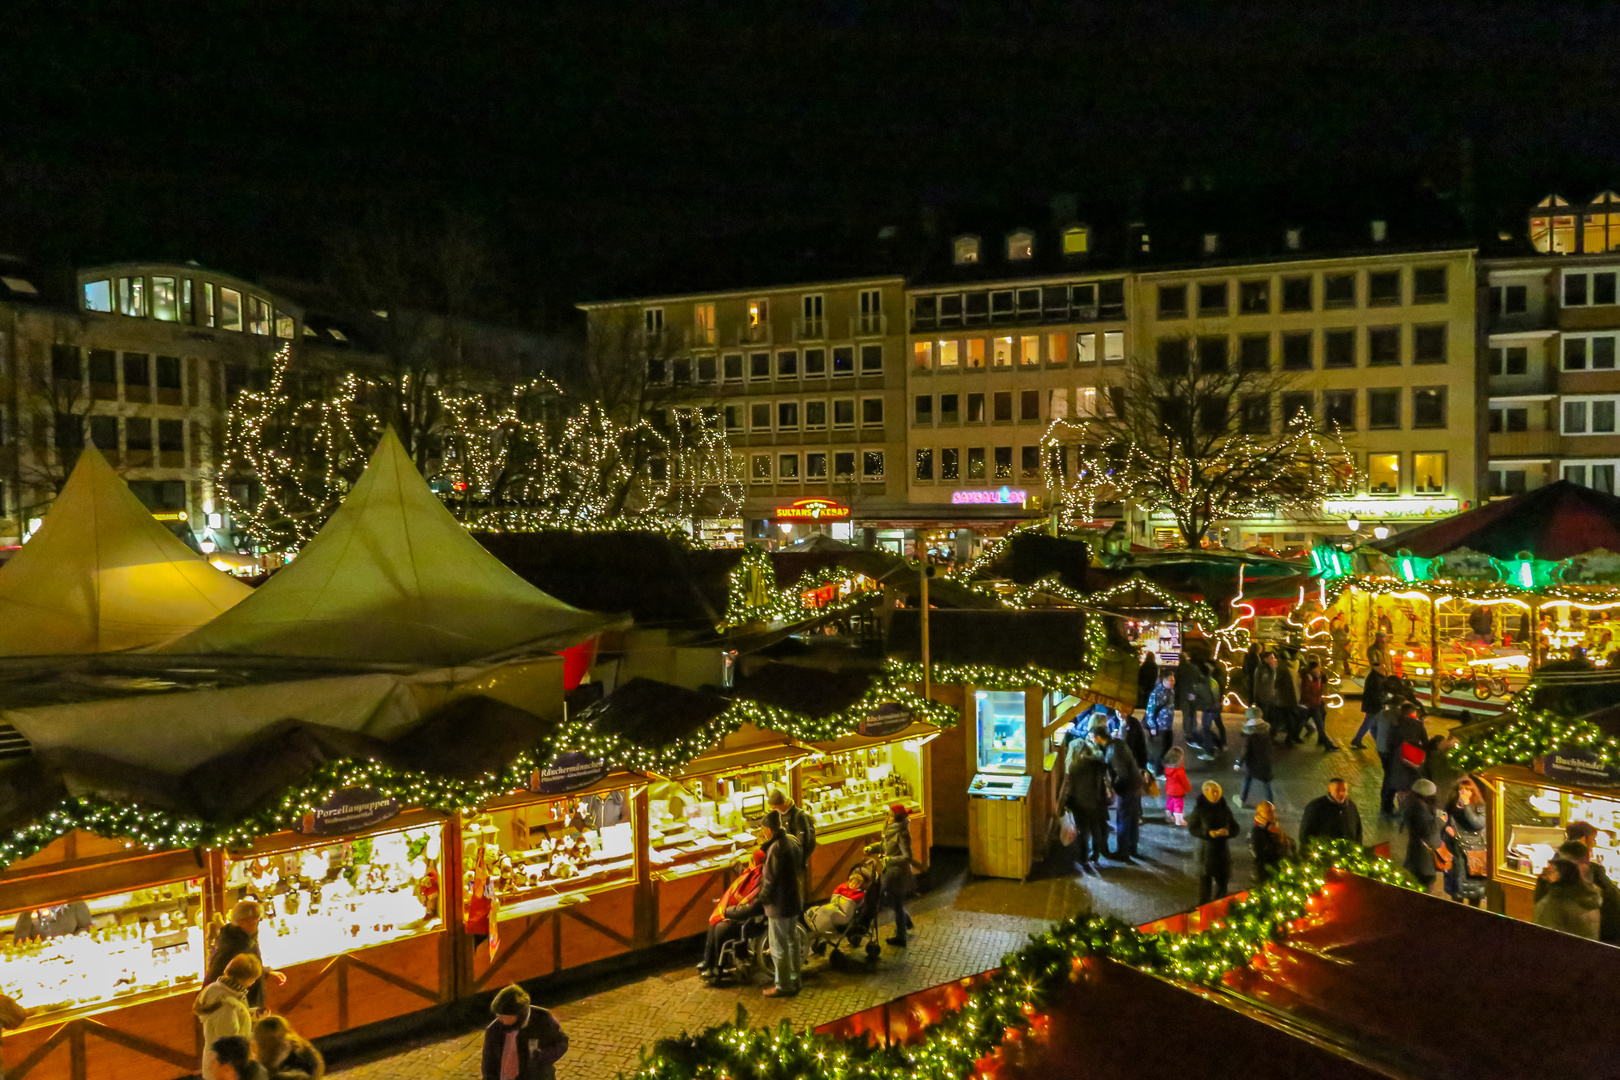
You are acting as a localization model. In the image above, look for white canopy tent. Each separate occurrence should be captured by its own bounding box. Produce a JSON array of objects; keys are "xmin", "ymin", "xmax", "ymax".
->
[
  {"xmin": 0, "ymin": 446, "xmax": 251, "ymax": 654},
  {"xmin": 159, "ymin": 430, "xmax": 616, "ymax": 665}
]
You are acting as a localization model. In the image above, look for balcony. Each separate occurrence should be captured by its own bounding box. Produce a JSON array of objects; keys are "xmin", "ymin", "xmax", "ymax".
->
[
  {"xmin": 737, "ymin": 323, "xmax": 772, "ymax": 346},
  {"xmin": 1487, "ymin": 430, "xmax": 1561, "ymax": 459},
  {"xmin": 688, "ymin": 325, "xmax": 717, "ymax": 347},
  {"xmin": 851, "ymin": 312, "xmax": 888, "ymax": 336},
  {"xmin": 795, "ymin": 317, "xmax": 826, "ymax": 341}
]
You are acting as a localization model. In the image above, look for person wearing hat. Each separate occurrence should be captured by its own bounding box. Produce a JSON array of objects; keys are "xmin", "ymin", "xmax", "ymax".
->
[
  {"xmin": 1401, "ymin": 778, "xmax": 1449, "ymax": 893},
  {"xmin": 865, "ymin": 804, "xmax": 919, "ymax": 947},
  {"xmin": 723, "ymin": 809, "xmax": 804, "ymax": 996},
  {"xmin": 1056, "ymin": 721, "xmax": 1111, "ymax": 870}
]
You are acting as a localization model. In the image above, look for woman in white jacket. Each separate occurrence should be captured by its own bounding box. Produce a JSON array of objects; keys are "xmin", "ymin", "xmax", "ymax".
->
[{"xmin": 194, "ymin": 954, "xmax": 260, "ymax": 1080}]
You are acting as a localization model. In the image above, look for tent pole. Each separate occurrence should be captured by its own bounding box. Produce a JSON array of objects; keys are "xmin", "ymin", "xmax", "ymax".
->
[{"xmin": 1429, "ymin": 595, "xmax": 1441, "ymax": 711}]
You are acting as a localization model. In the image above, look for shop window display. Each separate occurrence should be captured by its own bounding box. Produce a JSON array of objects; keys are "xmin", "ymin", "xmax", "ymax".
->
[
  {"xmin": 464, "ymin": 791, "xmax": 636, "ymax": 919},
  {"xmin": 800, "ymin": 743, "xmax": 923, "ymax": 837},
  {"xmin": 1499, "ymin": 783, "xmax": 1619, "ymax": 877},
  {"xmin": 975, "ymin": 690, "xmax": 1027, "ymax": 772},
  {"xmin": 1, "ymin": 878, "xmax": 205, "ymax": 1018},
  {"xmin": 224, "ymin": 824, "xmax": 443, "ymax": 970},
  {"xmin": 649, "ymin": 765, "xmax": 789, "ymax": 880}
]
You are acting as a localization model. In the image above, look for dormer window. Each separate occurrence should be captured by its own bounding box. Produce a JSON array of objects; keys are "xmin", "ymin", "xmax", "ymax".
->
[
  {"xmin": 1370, "ymin": 219, "xmax": 1388, "ymax": 243},
  {"xmin": 1202, "ymin": 233, "xmax": 1219, "ymax": 255},
  {"xmin": 1285, "ymin": 227, "xmax": 1302, "ymax": 250},
  {"xmin": 1006, "ymin": 230, "xmax": 1034, "ymax": 260},
  {"xmin": 953, "ymin": 235, "xmax": 980, "ymax": 265},
  {"xmin": 1531, "ymin": 194, "xmax": 1575, "ymax": 253},
  {"xmin": 1062, "ymin": 225, "xmax": 1090, "ymax": 255},
  {"xmin": 1584, "ymin": 191, "xmax": 1620, "ymax": 254}
]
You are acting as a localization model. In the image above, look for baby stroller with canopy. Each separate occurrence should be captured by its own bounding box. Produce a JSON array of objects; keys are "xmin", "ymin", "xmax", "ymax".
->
[{"xmin": 803, "ymin": 859, "xmax": 884, "ymax": 967}]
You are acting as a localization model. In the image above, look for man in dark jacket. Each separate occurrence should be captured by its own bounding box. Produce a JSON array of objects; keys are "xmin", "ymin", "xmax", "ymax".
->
[
  {"xmin": 481, "ymin": 984, "xmax": 568, "ymax": 1080},
  {"xmin": 768, "ymin": 788, "xmax": 816, "ymax": 903},
  {"xmin": 1057, "ymin": 727, "xmax": 1111, "ymax": 868},
  {"xmin": 1175, "ymin": 654, "xmax": 1200, "ymax": 745},
  {"xmin": 1186, "ymin": 781, "xmax": 1242, "ymax": 903},
  {"xmin": 1544, "ymin": 822, "xmax": 1620, "ymax": 943},
  {"xmin": 1351, "ymin": 658, "xmax": 1385, "ymax": 750},
  {"xmin": 725, "ymin": 810, "xmax": 803, "ymax": 997},
  {"xmin": 204, "ymin": 900, "xmax": 285, "ymax": 1011},
  {"xmin": 1298, "ymin": 778, "xmax": 1364, "ymax": 851},
  {"xmin": 1270, "ymin": 652, "xmax": 1301, "ymax": 743},
  {"xmin": 1092, "ymin": 724, "xmax": 1142, "ymax": 862}
]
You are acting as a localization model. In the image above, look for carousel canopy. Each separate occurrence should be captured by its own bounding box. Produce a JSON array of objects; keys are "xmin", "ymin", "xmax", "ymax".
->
[
  {"xmin": 0, "ymin": 445, "xmax": 251, "ymax": 654},
  {"xmin": 161, "ymin": 430, "xmax": 618, "ymax": 665},
  {"xmin": 1373, "ymin": 480, "xmax": 1620, "ymax": 560}
]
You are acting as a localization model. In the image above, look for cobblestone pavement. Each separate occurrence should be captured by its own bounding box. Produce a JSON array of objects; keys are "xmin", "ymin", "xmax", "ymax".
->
[{"xmin": 334, "ymin": 702, "xmax": 1440, "ymax": 1080}]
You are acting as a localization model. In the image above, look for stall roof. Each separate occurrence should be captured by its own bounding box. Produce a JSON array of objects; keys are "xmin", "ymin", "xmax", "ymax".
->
[
  {"xmin": 0, "ymin": 446, "xmax": 252, "ymax": 654},
  {"xmin": 576, "ymin": 677, "xmax": 732, "ymax": 750},
  {"xmin": 1373, "ymin": 480, "xmax": 1620, "ymax": 560},
  {"xmin": 729, "ymin": 662, "xmax": 876, "ymax": 719},
  {"xmin": 474, "ymin": 531, "xmax": 720, "ymax": 629},
  {"xmin": 888, "ymin": 609, "xmax": 1090, "ymax": 671},
  {"xmin": 160, "ymin": 430, "xmax": 619, "ymax": 665}
]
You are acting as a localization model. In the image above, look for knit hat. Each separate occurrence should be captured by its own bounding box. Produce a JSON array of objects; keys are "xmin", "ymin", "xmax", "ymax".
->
[
  {"xmin": 1411, "ymin": 779, "xmax": 1437, "ymax": 797},
  {"xmin": 889, "ymin": 803, "xmax": 910, "ymax": 817}
]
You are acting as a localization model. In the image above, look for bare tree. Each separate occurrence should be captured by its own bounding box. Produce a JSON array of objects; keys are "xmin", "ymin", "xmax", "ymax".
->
[
  {"xmin": 1043, "ymin": 342, "xmax": 1357, "ymax": 547},
  {"xmin": 15, "ymin": 313, "xmax": 98, "ymax": 511}
]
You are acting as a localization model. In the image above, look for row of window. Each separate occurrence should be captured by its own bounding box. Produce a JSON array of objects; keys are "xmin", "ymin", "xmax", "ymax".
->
[
  {"xmin": 1157, "ymin": 323, "xmax": 1449, "ymax": 374},
  {"xmin": 913, "ymin": 331, "xmax": 1125, "ymax": 370},
  {"xmin": 1530, "ymin": 193, "xmax": 1620, "ymax": 255},
  {"xmin": 1222, "ymin": 386, "xmax": 1448, "ymax": 433},
  {"xmin": 914, "ymin": 445, "xmax": 1044, "ymax": 483},
  {"xmin": 1563, "ymin": 460, "xmax": 1620, "ymax": 492},
  {"xmin": 1156, "ymin": 266, "xmax": 1448, "ymax": 320},
  {"xmin": 650, "ymin": 344, "xmax": 885, "ymax": 385},
  {"xmin": 724, "ymin": 397, "xmax": 885, "ymax": 433},
  {"xmin": 1563, "ymin": 396, "xmax": 1620, "ymax": 435},
  {"xmin": 55, "ymin": 414, "xmax": 189, "ymax": 454},
  {"xmin": 83, "ymin": 276, "xmax": 296, "ymax": 337},
  {"xmin": 644, "ymin": 291, "xmax": 887, "ymax": 344},
  {"xmin": 951, "ymin": 226, "xmax": 1092, "ymax": 266},
  {"xmin": 913, "ymin": 390, "xmax": 1048, "ymax": 425},
  {"xmin": 1491, "ymin": 334, "xmax": 1620, "ymax": 375},
  {"xmin": 745, "ymin": 449, "xmax": 885, "ymax": 484},
  {"xmin": 910, "ymin": 280, "xmax": 1127, "ymax": 330},
  {"xmin": 51, "ymin": 346, "xmax": 187, "ymax": 394}
]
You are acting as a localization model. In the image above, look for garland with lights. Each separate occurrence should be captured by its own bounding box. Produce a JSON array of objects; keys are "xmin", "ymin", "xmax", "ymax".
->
[
  {"xmin": 883, "ymin": 658, "xmax": 1100, "ymax": 698},
  {"xmin": 625, "ymin": 841, "xmax": 1414, "ymax": 1080},
  {"xmin": 1447, "ymin": 706, "xmax": 1620, "ymax": 773}
]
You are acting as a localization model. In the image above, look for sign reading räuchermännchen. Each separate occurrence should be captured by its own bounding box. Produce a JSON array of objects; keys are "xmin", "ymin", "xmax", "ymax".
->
[
  {"xmin": 859, "ymin": 702, "xmax": 913, "ymax": 738},
  {"xmin": 1538, "ymin": 746, "xmax": 1620, "ymax": 789},
  {"xmin": 529, "ymin": 752, "xmax": 611, "ymax": 795},
  {"xmin": 299, "ymin": 787, "xmax": 402, "ymax": 836}
]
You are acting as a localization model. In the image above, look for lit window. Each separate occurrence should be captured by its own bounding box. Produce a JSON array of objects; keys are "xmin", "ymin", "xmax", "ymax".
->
[
  {"xmin": 1007, "ymin": 231, "xmax": 1034, "ymax": 260},
  {"xmin": 1048, "ymin": 389, "xmax": 1070, "ymax": 418},
  {"xmin": 953, "ymin": 236, "xmax": 980, "ymax": 264},
  {"xmin": 248, "ymin": 296, "xmax": 273, "ymax": 335},
  {"xmin": 1075, "ymin": 333, "xmax": 1097, "ymax": 364},
  {"xmin": 274, "ymin": 310, "xmax": 293, "ymax": 338},
  {"xmin": 218, "ymin": 288, "xmax": 243, "ymax": 331},
  {"xmin": 1103, "ymin": 331, "xmax": 1123, "ymax": 363},
  {"xmin": 1413, "ymin": 453, "xmax": 1446, "ymax": 493},
  {"xmin": 1367, "ymin": 453, "xmax": 1400, "ymax": 493},
  {"xmin": 152, "ymin": 277, "xmax": 179, "ymax": 321},
  {"xmin": 913, "ymin": 341, "xmax": 934, "ymax": 369},
  {"xmin": 1063, "ymin": 226, "xmax": 1089, "ymax": 254},
  {"xmin": 1020, "ymin": 335, "xmax": 1040, "ymax": 366},
  {"xmin": 938, "ymin": 340, "xmax": 959, "ymax": 368},
  {"xmin": 967, "ymin": 339, "xmax": 986, "ymax": 368},
  {"xmin": 1077, "ymin": 387, "xmax": 1097, "ymax": 417},
  {"xmin": 748, "ymin": 299, "xmax": 769, "ymax": 327},
  {"xmin": 694, "ymin": 303, "xmax": 716, "ymax": 344},
  {"xmin": 205, "ymin": 283, "xmax": 217, "ymax": 327},
  {"xmin": 1047, "ymin": 332, "xmax": 1065, "ymax": 364},
  {"xmin": 992, "ymin": 338, "xmax": 1012, "ymax": 367},
  {"xmin": 328, "ymin": 327, "xmax": 348, "ymax": 342},
  {"xmin": 181, "ymin": 279, "xmax": 193, "ymax": 323},
  {"xmin": 83, "ymin": 280, "xmax": 112, "ymax": 312},
  {"xmin": 119, "ymin": 277, "xmax": 145, "ymax": 317}
]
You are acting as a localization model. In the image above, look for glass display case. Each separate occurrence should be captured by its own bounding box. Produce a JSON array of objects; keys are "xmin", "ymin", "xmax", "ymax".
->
[
  {"xmin": 0, "ymin": 877, "xmax": 205, "ymax": 1018},
  {"xmin": 224, "ymin": 823, "xmax": 444, "ymax": 970},
  {"xmin": 975, "ymin": 690, "xmax": 1026, "ymax": 773},
  {"xmin": 463, "ymin": 790, "xmax": 637, "ymax": 918},
  {"xmin": 648, "ymin": 763, "xmax": 788, "ymax": 880},
  {"xmin": 1498, "ymin": 779, "xmax": 1620, "ymax": 878},
  {"xmin": 800, "ymin": 742, "xmax": 923, "ymax": 837}
]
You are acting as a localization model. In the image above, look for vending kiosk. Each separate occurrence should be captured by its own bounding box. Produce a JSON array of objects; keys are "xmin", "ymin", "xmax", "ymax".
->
[{"xmin": 966, "ymin": 689, "xmax": 1038, "ymax": 879}]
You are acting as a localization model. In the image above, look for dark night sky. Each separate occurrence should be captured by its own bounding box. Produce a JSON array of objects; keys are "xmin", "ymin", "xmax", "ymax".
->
[{"xmin": 3, "ymin": 1, "xmax": 1619, "ymax": 323}]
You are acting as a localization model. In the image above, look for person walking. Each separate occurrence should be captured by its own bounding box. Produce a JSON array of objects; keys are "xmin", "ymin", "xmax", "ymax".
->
[
  {"xmin": 1197, "ymin": 659, "xmax": 1227, "ymax": 757},
  {"xmin": 1163, "ymin": 746, "xmax": 1192, "ymax": 826},
  {"xmin": 1249, "ymin": 801, "xmax": 1293, "ymax": 884},
  {"xmin": 868, "ymin": 804, "xmax": 919, "ymax": 947},
  {"xmin": 480, "ymin": 984, "xmax": 569, "ymax": 1080},
  {"xmin": 1242, "ymin": 643, "xmax": 1261, "ymax": 705},
  {"xmin": 1238, "ymin": 708, "xmax": 1274, "ymax": 808},
  {"xmin": 1136, "ymin": 652, "xmax": 1159, "ymax": 714},
  {"xmin": 1175, "ymin": 652, "xmax": 1200, "ymax": 747},
  {"xmin": 1351, "ymin": 658, "xmax": 1385, "ymax": 750},
  {"xmin": 1186, "ymin": 781, "xmax": 1241, "ymax": 904},
  {"xmin": 1402, "ymin": 779, "xmax": 1448, "ymax": 894},
  {"xmin": 1298, "ymin": 778, "xmax": 1364, "ymax": 851},
  {"xmin": 1443, "ymin": 778, "xmax": 1488, "ymax": 906},
  {"xmin": 194, "ymin": 954, "xmax": 260, "ymax": 1080},
  {"xmin": 1143, "ymin": 670, "xmax": 1176, "ymax": 775},
  {"xmin": 1093, "ymin": 723, "xmax": 1143, "ymax": 862},
  {"xmin": 768, "ymin": 788, "xmax": 816, "ymax": 905},
  {"xmin": 1056, "ymin": 724, "xmax": 1111, "ymax": 869},
  {"xmin": 252, "ymin": 1015, "xmax": 324, "ymax": 1079},
  {"xmin": 1299, "ymin": 658, "xmax": 1336, "ymax": 750},
  {"xmin": 1533, "ymin": 852, "xmax": 1602, "ymax": 940},
  {"xmin": 1271, "ymin": 651, "xmax": 1301, "ymax": 744},
  {"xmin": 1372, "ymin": 697, "xmax": 1404, "ymax": 817},
  {"xmin": 1367, "ymin": 630, "xmax": 1389, "ymax": 672},
  {"xmin": 204, "ymin": 900, "xmax": 286, "ymax": 1013},
  {"xmin": 725, "ymin": 810, "xmax": 804, "ymax": 996}
]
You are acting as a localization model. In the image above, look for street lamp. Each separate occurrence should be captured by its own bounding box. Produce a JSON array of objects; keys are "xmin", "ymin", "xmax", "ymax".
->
[
  {"xmin": 1372, "ymin": 525, "xmax": 1390, "ymax": 540},
  {"xmin": 778, "ymin": 522, "xmax": 792, "ymax": 534},
  {"xmin": 1346, "ymin": 515, "xmax": 1361, "ymax": 533}
]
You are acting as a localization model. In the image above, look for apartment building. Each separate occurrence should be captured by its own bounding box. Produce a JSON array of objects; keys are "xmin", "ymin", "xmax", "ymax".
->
[
  {"xmin": 905, "ymin": 221, "xmax": 1129, "ymax": 549},
  {"xmin": 580, "ymin": 277, "xmax": 909, "ymax": 541},
  {"xmin": 1132, "ymin": 234, "xmax": 1478, "ymax": 549},
  {"xmin": 1482, "ymin": 192, "xmax": 1620, "ymax": 498}
]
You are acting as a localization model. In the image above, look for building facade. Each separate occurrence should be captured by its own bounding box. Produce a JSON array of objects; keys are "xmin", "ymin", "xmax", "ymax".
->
[{"xmin": 1483, "ymin": 191, "xmax": 1620, "ymax": 498}]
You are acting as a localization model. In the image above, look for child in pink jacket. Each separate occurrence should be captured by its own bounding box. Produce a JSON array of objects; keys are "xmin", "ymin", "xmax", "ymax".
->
[{"xmin": 1163, "ymin": 746, "xmax": 1192, "ymax": 826}]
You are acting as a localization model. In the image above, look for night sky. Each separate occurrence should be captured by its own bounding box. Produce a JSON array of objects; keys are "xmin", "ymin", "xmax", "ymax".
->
[{"xmin": 4, "ymin": 2, "xmax": 1619, "ymax": 322}]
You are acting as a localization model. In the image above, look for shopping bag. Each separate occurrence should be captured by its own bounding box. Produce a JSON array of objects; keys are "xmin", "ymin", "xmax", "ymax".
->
[{"xmin": 1058, "ymin": 811, "xmax": 1077, "ymax": 847}]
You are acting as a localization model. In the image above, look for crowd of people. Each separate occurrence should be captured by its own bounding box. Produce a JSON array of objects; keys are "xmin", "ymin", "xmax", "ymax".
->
[{"xmin": 194, "ymin": 900, "xmax": 327, "ymax": 1080}]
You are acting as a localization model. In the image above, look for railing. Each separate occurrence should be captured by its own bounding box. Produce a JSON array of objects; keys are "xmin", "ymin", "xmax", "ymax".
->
[
  {"xmin": 795, "ymin": 317, "xmax": 826, "ymax": 341},
  {"xmin": 852, "ymin": 312, "xmax": 888, "ymax": 336},
  {"xmin": 1488, "ymin": 430, "xmax": 1561, "ymax": 458},
  {"xmin": 738, "ymin": 323, "xmax": 772, "ymax": 346}
]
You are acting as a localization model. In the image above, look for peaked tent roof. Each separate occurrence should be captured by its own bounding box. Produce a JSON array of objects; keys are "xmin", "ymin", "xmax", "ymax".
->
[
  {"xmin": 159, "ymin": 430, "xmax": 616, "ymax": 665},
  {"xmin": 1373, "ymin": 480, "xmax": 1620, "ymax": 560},
  {"xmin": 0, "ymin": 446, "xmax": 252, "ymax": 654}
]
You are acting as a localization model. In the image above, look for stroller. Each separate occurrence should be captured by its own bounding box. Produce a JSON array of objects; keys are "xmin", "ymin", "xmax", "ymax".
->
[{"xmin": 803, "ymin": 859, "xmax": 884, "ymax": 968}]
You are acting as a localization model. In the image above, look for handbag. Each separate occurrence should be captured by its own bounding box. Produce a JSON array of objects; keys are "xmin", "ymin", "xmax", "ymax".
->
[
  {"xmin": 1143, "ymin": 772, "xmax": 1161, "ymax": 798},
  {"xmin": 1465, "ymin": 848, "xmax": 1489, "ymax": 877},
  {"xmin": 1059, "ymin": 811, "xmax": 1077, "ymax": 847},
  {"xmin": 1433, "ymin": 842, "xmax": 1454, "ymax": 873}
]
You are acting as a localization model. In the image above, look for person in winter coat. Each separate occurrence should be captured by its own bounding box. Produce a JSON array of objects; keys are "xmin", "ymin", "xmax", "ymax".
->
[
  {"xmin": 1533, "ymin": 854, "xmax": 1603, "ymax": 940},
  {"xmin": 1443, "ymin": 778, "xmax": 1489, "ymax": 906},
  {"xmin": 806, "ymin": 866, "xmax": 873, "ymax": 939},
  {"xmin": 204, "ymin": 900, "xmax": 285, "ymax": 1012},
  {"xmin": 1402, "ymin": 779, "xmax": 1449, "ymax": 892},
  {"xmin": 1187, "ymin": 781, "xmax": 1241, "ymax": 903},
  {"xmin": 1250, "ymin": 801, "xmax": 1294, "ymax": 884},
  {"xmin": 699, "ymin": 847, "xmax": 765, "ymax": 979},
  {"xmin": 1537, "ymin": 829, "xmax": 1620, "ymax": 943},
  {"xmin": 210, "ymin": 1037, "xmax": 268, "ymax": 1080},
  {"xmin": 768, "ymin": 788, "xmax": 817, "ymax": 904},
  {"xmin": 1270, "ymin": 652, "xmax": 1300, "ymax": 743},
  {"xmin": 252, "ymin": 1015, "xmax": 324, "ymax": 1080},
  {"xmin": 1371, "ymin": 700, "xmax": 1405, "ymax": 817},
  {"xmin": 1136, "ymin": 652, "xmax": 1159, "ymax": 714},
  {"xmin": 1298, "ymin": 778, "xmax": 1364, "ymax": 851},
  {"xmin": 1175, "ymin": 654, "xmax": 1200, "ymax": 744},
  {"xmin": 480, "ymin": 984, "xmax": 568, "ymax": 1080},
  {"xmin": 1351, "ymin": 658, "xmax": 1386, "ymax": 750},
  {"xmin": 726, "ymin": 810, "xmax": 804, "ymax": 996},
  {"xmin": 865, "ymin": 804, "xmax": 918, "ymax": 947},
  {"xmin": 195, "ymin": 954, "xmax": 261, "ymax": 1080},
  {"xmin": 1251, "ymin": 652, "xmax": 1277, "ymax": 719},
  {"xmin": 1143, "ymin": 671, "xmax": 1177, "ymax": 775},
  {"xmin": 1057, "ymin": 729, "xmax": 1111, "ymax": 868},
  {"xmin": 1196, "ymin": 660, "xmax": 1227, "ymax": 757},
  {"xmin": 1163, "ymin": 746, "xmax": 1192, "ymax": 826},
  {"xmin": 1242, "ymin": 644, "xmax": 1261, "ymax": 705},
  {"xmin": 1298, "ymin": 658, "xmax": 1336, "ymax": 749},
  {"xmin": 1119, "ymin": 711, "xmax": 1151, "ymax": 784},
  {"xmin": 1239, "ymin": 709, "xmax": 1274, "ymax": 807},
  {"xmin": 1093, "ymin": 724, "xmax": 1143, "ymax": 861}
]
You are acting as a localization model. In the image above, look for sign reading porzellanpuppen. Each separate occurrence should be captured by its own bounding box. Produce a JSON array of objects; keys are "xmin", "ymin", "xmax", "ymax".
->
[
  {"xmin": 859, "ymin": 702, "xmax": 913, "ymax": 738},
  {"xmin": 298, "ymin": 787, "xmax": 401, "ymax": 836},
  {"xmin": 1539, "ymin": 746, "xmax": 1620, "ymax": 789},
  {"xmin": 529, "ymin": 752, "xmax": 611, "ymax": 795}
]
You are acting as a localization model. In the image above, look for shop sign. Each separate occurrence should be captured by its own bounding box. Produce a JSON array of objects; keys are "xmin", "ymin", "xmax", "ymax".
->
[
  {"xmin": 859, "ymin": 702, "xmax": 913, "ymax": 737},
  {"xmin": 951, "ymin": 486, "xmax": 1027, "ymax": 506},
  {"xmin": 1539, "ymin": 746, "xmax": 1620, "ymax": 789},
  {"xmin": 151, "ymin": 510, "xmax": 190, "ymax": 523},
  {"xmin": 298, "ymin": 787, "xmax": 400, "ymax": 836},
  {"xmin": 775, "ymin": 497, "xmax": 850, "ymax": 521},
  {"xmin": 529, "ymin": 752, "xmax": 611, "ymax": 794},
  {"xmin": 1320, "ymin": 497, "xmax": 1460, "ymax": 520}
]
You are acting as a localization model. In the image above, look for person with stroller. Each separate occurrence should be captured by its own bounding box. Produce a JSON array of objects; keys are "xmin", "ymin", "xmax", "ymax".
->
[
  {"xmin": 723, "ymin": 810, "xmax": 803, "ymax": 997},
  {"xmin": 866, "ymin": 804, "xmax": 918, "ymax": 948},
  {"xmin": 805, "ymin": 865, "xmax": 874, "ymax": 942},
  {"xmin": 698, "ymin": 847, "xmax": 766, "ymax": 983}
]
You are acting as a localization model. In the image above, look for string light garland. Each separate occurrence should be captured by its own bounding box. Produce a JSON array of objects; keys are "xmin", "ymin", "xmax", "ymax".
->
[
  {"xmin": 624, "ymin": 842, "xmax": 1414, "ymax": 1080},
  {"xmin": 884, "ymin": 658, "xmax": 1099, "ymax": 698},
  {"xmin": 720, "ymin": 545, "xmax": 882, "ymax": 630},
  {"xmin": 1448, "ymin": 706, "xmax": 1620, "ymax": 773}
]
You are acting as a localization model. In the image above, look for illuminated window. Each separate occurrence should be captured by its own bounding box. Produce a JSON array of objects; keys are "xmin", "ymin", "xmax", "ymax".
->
[
  {"xmin": 1020, "ymin": 335, "xmax": 1040, "ymax": 366},
  {"xmin": 694, "ymin": 303, "xmax": 716, "ymax": 344},
  {"xmin": 1075, "ymin": 332, "xmax": 1096, "ymax": 365},
  {"xmin": 968, "ymin": 339, "xmax": 986, "ymax": 368},
  {"xmin": 119, "ymin": 277, "xmax": 145, "ymax": 317},
  {"xmin": 1103, "ymin": 332, "xmax": 1123, "ymax": 363},
  {"xmin": 1076, "ymin": 387, "xmax": 1097, "ymax": 417},
  {"xmin": 275, "ymin": 310, "xmax": 294, "ymax": 338},
  {"xmin": 954, "ymin": 236, "xmax": 980, "ymax": 264},
  {"xmin": 82, "ymin": 280, "xmax": 112, "ymax": 312},
  {"xmin": 938, "ymin": 340, "xmax": 959, "ymax": 368},
  {"xmin": 1413, "ymin": 453, "xmax": 1445, "ymax": 493},
  {"xmin": 1063, "ymin": 226, "xmax": 1090, "ymax": 254},
  {"xmin": 748, "ymin": 299, "xmax": 769, "ymax": 327},
  {"xmin": 152, "ymin": 277, "xmax": 179, "ymax": 321},
  {"xmin": 992, "ymin": 337, "xmax": 1012, "ymax": 367},
  {"xmin": 1049, "ymin": 389, "xmax": 1070, "ymax": 418},
  {"xmin": 1007, "ymin": 231, "xmax": 1034, "ymax": 260},
  {"xmin": 914, "ymin": 341, "xmax": 935, "ymax": 369},
  {"xmin": 218, "ymin": 288, "xmax": 242, "ymax": 331},
  {"xmin": 1367, "ymin": 453, "xmax": 1400, "ymax": 493},
  {"xmin": 1047, "ymin": 332, "xmax": 1065, "ymax": 364},
  {"xmin": 205, "ymin": 283, "xmax": 216, "ymax": 327}
]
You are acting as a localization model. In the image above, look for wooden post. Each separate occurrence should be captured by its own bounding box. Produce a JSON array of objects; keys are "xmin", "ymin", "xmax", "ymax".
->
[
  {"xmin": 1429, "ymin": 595, "xmax": 1441, "ymax": 710},
  {"xmin": 444, "ymin": 812, "xmax": 468, "ymax": 1000},
  {"xmin": 1530, "ymin": 601, "xmax": 1542, "ymax": 671},
  {"xmin": 631, "ymin": 786, "xmax": 654, "ymax": 948}
]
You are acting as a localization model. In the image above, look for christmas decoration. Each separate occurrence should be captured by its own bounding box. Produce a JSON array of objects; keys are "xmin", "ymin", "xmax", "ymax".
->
[
  {"xmin": 720, "ymin": 544, "xmax": 881, "ymax": 630},
  {"xmin": 1448, "ymin": 706, "xmax": 1620, "ymax": 773}
]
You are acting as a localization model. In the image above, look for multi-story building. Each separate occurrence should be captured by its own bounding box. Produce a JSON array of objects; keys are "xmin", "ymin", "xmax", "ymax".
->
[
  {"xmin": 579, "ymin": 276, "xmax": 910, "ymax": 544},
  {"xmin": 1482, "ymin": 191, "xmax": 1620, "ymax": 498}
]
